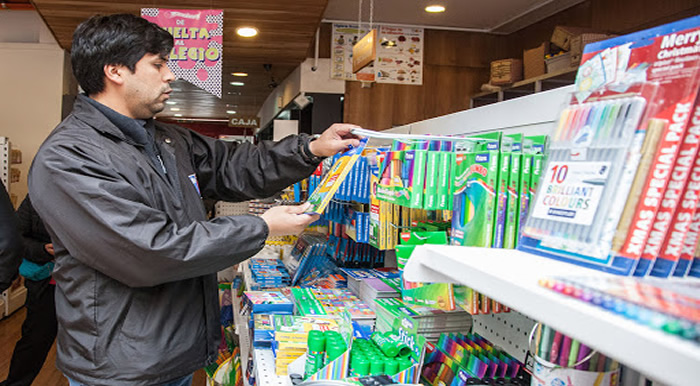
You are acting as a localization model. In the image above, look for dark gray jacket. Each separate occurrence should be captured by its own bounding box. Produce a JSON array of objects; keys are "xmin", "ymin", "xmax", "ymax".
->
[
  {"xmin": 0, "ymin": 185, "xmax": 22, "ymax": 292},
  {"xmin": 29, "ymin": 95, "xmax": 319, "ymax": 385}
]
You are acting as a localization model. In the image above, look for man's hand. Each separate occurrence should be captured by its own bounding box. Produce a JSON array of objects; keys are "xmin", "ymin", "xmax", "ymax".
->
[
  {"xmin": 260, "ymin": 203, "xmax": 320, "ymax": 238},
  {"xmin": 44, "ymin": 243, "xmax": 55, "ymax": 256},
  {"xmin": 308, "ymin": 123, "xmax": 363, "ymax": 158}
]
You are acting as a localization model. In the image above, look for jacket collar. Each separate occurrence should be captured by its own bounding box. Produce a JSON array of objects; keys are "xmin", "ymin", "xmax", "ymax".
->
[{"xmin": 72, "ymin": 94, "xmax": 145, "ymax": 146}]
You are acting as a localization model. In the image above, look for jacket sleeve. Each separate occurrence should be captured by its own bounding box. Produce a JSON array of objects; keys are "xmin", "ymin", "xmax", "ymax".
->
[
  {"xmin": 0, "ymin": 187, "xmax": 23, "ymax": 292},
  {"xmin": 188, "ymin": 130, "xmax": 321, "ymax": 201},
  {"xmin": 17, "ymin": 196, "xmax": 53, "ymax": 265},
  {"xmin": 29, "ymin": 137, "xmax": 270, "ymax": 288}
]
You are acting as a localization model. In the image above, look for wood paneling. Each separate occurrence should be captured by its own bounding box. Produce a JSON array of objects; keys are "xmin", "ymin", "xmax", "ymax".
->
[{"xmin": 344, "ymin": 0, "xmax": 700, "ymax": 130}]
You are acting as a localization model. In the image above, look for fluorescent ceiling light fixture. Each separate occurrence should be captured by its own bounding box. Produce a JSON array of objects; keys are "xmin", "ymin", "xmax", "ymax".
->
[
  {"xmin": 174, "ymin": 113, "xmax": 183, "ymax": 117},
  {"xmin": 170, "ymin": 107, "xmax": 181, "ymax": 111},
  {"xmin": 236, "ymin": 27, "xmax": 258, "ymax": 37},
  {"xmin": 230, "ymin": 81, "xmax": 245, "ymax": 86},
  {"xmin": 165, "ymin": 101, "xmax": 177, "ymax": 105},
  {"xmin": 231, "ymin": 72, "xmax": 248, "ymax": 77},
  {"xmin": 425, "ymin": 5, "xmax": 445, "ymax": 13},
  {"xmin": 226, "ymin": 110, "xmax": 237, "ymax": 114}
]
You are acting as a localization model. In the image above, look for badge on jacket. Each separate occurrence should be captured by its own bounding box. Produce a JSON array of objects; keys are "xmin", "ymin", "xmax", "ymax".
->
[{"xmin": 188, "ymin": 174, "xmax": 201, "ymax": 196}]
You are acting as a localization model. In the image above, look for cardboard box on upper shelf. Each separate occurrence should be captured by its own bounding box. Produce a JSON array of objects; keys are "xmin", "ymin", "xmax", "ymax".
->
[
  {"xmin": 523, "ymin": 42, "xmax": 547, "ymax": 79},
  {"xmin": 490, "ymin": 58, "xmax": 523, "ymax": 85},
  {"xmin": 551, "ymin": 25, "xmax": 603, "ymax": 50}
]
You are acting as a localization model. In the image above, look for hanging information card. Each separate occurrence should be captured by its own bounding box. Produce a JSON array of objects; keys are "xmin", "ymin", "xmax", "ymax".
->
[
  {"xmin": 141, "ymin": 8, "xmax": 224, "ymax": 98},
  {"xmin": 332, "ymin": 23, "xmax": 423, "ymax": 85}
]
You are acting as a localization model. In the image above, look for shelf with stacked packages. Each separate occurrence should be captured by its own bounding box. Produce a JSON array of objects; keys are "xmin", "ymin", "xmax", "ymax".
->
[
  {"xmin": 229, "ymin": 16, "xmax": 700, "ymax": 386},
  {"xmin": 1, "ymin": 136, "xmax": 27, "ymax": 319}
]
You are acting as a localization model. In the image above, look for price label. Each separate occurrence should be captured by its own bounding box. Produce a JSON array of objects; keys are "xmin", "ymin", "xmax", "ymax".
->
[{"xmin": 531, "ymin": 161, "xmax": 610, "ymax": 226}]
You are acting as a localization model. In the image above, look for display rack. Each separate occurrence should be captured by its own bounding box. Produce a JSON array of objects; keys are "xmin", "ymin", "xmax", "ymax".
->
[
  {"xmin": 470, "ymin": 68, "xmax": 577, "ymax": 108},
  {"xmin": 232, "ymin": 291, "xmax": 251, "ymax": 386},
  {"xmin": 1, "ymin": 136, "xmax": 10, "ymax": 190},
  {"xmin": 403, "ymin": 245, "xmax": 700, "ymax": 386},
  {"xmin": 253, "ymin": 349, "xmax": 289, "ymax": 386}
]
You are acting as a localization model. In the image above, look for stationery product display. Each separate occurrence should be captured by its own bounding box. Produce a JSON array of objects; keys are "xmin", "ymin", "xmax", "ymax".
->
[
  {"xmin": 520, "ymin": 16, "xmax": 700, "ymax": 276},
  {"xmin": 307, "ymin": 138, "xmax": 369, "ymax": 215},
  {"xmin": 242, "ymin": 291, "xmax": 294, "ymax": 315},
  {"xmin": 291, "ymin": 288, "xmax": 376, "ymax": 327},
  {"xmin": 422, "ymin": 333, "xmax": 524, "ymax": 384},
  {"xmin": 341, "ymin": 268, "xmax": 401, "ymax": 310},
  {"xmin": 374, "ymin": 298, "xmax": 472, "ymax": 344},
  {"xmin": 247, "ymin": 258, "xmax": 292, "ymax": 289},
  {"xmin": 539, "ymin": 276, "xmax": 700, "ymax": 341},
  {"xmin": 529, "ymin": 324, "xmax": 620, "ymax": 386}
]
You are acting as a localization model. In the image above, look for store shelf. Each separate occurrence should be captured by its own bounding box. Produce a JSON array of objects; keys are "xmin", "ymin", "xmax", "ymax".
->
[
  {"xmin": 402, "ymin": 245, "xmax": 700, "ymax": 386},
  {"xmin": 254, "ymin": 349, "xmax": 289, "ymax": 386},
  {"xmin": 469, "ymin": 68, "xmax": 576, "ymax": 108}
]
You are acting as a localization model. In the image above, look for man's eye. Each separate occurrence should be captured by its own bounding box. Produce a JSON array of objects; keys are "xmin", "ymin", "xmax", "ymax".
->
[{"xmin": 155, "ymin": 63, "xmax": 163, "ymax": 68}]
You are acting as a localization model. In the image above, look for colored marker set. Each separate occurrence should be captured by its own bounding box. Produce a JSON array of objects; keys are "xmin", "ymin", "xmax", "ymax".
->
[
  {"xmin": 422, "ymin": 333, "xmax": 523, "ymax": 385},
  {"xmin": 519, "ymin": 16, "xmax": 700, "ymax": 276},
  {"xmin": 327, "ymin": 232, "xmax": 385, "ymax": 268},
  {"xmin": 324, "ymin": 201, "xmax": 371, "ymax": 244},
  {"xmin": 539, "ymin": 276, "xmax": 700, "ymax": 342}
]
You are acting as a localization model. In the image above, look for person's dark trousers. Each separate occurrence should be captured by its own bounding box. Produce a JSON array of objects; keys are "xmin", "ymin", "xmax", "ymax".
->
[{"xmin": 1, "ymin": 278, "xmax": 57, "ymax": 386}]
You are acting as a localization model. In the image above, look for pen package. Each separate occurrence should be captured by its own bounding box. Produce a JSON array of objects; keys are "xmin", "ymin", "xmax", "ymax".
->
[
  {"xmin": 451, "ymin": 134, "xmax": 501, "ymax": 247},
  {"xmin": 376, "ymin": 140, "xmax": 429, "ymax": 209},
  {"xmin": 503, "ymin": 134, "xmax": 523, "ymax": 249},
  {"xmin": 646, "ymin": 102, "xmax": 700, "ymax": 277}
]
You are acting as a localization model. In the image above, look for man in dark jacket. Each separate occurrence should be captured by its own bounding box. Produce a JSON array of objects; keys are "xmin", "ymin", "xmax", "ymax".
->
[
  {"xmin": 1, "ymin": 196, "xmax": 57, "ymax": 386},
  {"xmin": 0, "ymin": 186, "xmax": 22, "ymax": 293},
  {"xmin": 28, "ymin": 14, "xmax": 360, "ymax": 386}
]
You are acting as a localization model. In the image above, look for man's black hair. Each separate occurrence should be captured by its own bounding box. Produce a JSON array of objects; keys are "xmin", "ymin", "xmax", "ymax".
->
[{"xmin": 71, "ymin": 13, "xmax": 174, "ymax": 95}]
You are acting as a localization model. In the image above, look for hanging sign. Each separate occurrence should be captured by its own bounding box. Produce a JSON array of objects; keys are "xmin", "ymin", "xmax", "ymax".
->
[
  {"xmin": 228, "ymin": 116, "xmax": 259, "ymax": 129},
  {"xmin": 141, "ymin": 8, "xmax": 223, "ymax": 98},
  {"xmin": 332, "ymin": 23, "xmax": 423, "ymax": 85},
  {"xmin": 352, "ymin": 29, "xmax": 377, "ymax": 73}
]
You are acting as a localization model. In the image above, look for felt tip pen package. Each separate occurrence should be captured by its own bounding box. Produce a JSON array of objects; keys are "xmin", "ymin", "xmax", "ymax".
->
[
  {"xmin": 492, "ymin": 136, "xmax": 513, "ymax": 248},
  {"xmin": 451, "ymin": 134, "xmax": 501, "ymax": 247},
  {"xmin": 307, "ymin": 138, "xmax": 368, "ymax": 215},
  {"xmin": 437, "ymin": 141, "xmax": 455, "ymax": 211},
  {"xmin": 520, "ymin": 15, "xmax": 700, "ymax": 276},
  {"xmin": 376, "ymin": 140, "xmax": 429, "ymax": 208},
  {"xmin": 503, "ymin": 134, "xmax": 522, "ymax": 249},
  {"xmin": 424, "ymin": 140, "xmax": 442, "ymax": 210},
  {"xmin": 647, "ymin": 102, "xmax": 700, "ymax": 277}
]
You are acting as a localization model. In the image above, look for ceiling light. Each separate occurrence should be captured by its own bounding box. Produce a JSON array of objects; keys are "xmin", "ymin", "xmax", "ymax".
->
[
  {"xmin": 165, "ymin": 101, "xmax": 177, "ymax": 105},
  {"xmin": 226, "ymin": 110, "xmax": 237, "ymax": 114},
  {"xmin": 425, "ymin": 5, "xmax": 445, "ymax": 13},
  {"xmin": 236, "ymin": 27, "xmax": 258, "ymax": 38},
  {"xmin": 230, "ymin": 81, "xmax": 245, "ymax": 86},
  {"xmin": 174, "ymin": 113, "xmax": 183, "ymax": 117},
  {"xmin": 231, "ymin": 72, "xmax": 248, "ymax": 77},
  {"xmin": 170, "ymin": 107, "xmax": 181, "ymax": 111}
]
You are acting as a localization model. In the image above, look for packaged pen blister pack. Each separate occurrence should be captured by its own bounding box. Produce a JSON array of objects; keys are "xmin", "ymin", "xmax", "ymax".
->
[{"xmin": 520, "ymin": 15, "xmax": 700, "ymax": 276}]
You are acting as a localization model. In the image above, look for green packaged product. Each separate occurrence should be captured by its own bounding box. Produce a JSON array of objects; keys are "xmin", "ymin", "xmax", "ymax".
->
[
  {"xmin": 369, "ymin": 358, "xmax": 385, "ymax": 375},
  {"xmin": 370, "ymin": 331, "xmax": 399, "ymax": 357},
  {"xmin": 351, "ymin": 355, "xmax": 370, "ymax": 377},
  {"xmin": 384, "ymin": 359, "xmax": 399, "ymax": 375},
  {"xmin": 304, "ymin": 330, "xmax": 325, "ymax": 379},
  {"xmin": 398, "ymin": 356, "xmax": 413, "ymax": 371}
]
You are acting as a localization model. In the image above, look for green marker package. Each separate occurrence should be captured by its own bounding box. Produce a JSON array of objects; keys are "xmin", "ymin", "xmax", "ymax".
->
[
  {"xmin": 518, "ymin": 138, "xmax": 533, "ymax": 247},
  {"xmin": 526, "ymin": 135, "xmax": 548, "ymax": 210},
  {"xmin": 424, "ymin": 140, "xmax": 442, "ymax": 210},
  {"xmin": 437, "ymin": 143, "xmax": 455, "ymax": 210},
  {"xmin": 492, "ymin": 135, "xmax": 513, "ymax": 248},
  {"xmin": 503, "ymin": 134, "xmax": 523, "ymax": 249},
  {"xmin": 450, "ymin": 134, "xmax": 501, "ymax": 247}
]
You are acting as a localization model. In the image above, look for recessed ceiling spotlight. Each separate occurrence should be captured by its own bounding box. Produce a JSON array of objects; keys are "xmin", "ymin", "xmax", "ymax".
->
[
  {"xmin": 236, "ymin": 27, "xmax": 258, "ymax": 38},
  {"xmin": 170, "ymin": 107, "xmax": 180, "ymax": 111},
  {"xmin": 425, "ymin": 5, "xmax": 445, "ymax": 13},
  {"xmin": 230, "ymin": 81, "xmax": 245, "ymax": 86},
  {"xmin": 165, "ymin": 101, "xmax": 177, "ymax": 105},
  {"xmin": 231, "ymin": 72, "xmax": 248, "ymax": 77},
  {"xmin": 226, "ymin": 110, "xmax": 237, "ymax": 114},
  {"xmin": 174, "ymin": 113, "xmax": 183, "ymax": 117}
]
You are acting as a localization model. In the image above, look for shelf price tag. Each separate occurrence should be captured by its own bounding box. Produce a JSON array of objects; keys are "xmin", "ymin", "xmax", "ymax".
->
[{"xmin": 531, "ymin": 161, "xmax": 611, "ymax": 226}]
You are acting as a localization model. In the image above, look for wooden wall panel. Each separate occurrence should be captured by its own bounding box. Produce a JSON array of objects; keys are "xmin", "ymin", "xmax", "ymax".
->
[{"xmin": 344, "ymin": 0, "xmax": 700, "ymax": 130}]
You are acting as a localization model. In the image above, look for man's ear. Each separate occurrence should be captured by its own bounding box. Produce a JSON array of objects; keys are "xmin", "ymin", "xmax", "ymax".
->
[{"xmin": 103, "ymin": 64, "xmax": 125, "ymax": 86}]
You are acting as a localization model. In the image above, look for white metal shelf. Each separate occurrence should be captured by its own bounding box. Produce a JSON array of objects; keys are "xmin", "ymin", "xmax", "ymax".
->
[
  {"xmin": 403, "ymin": 245, "xmax": 700, "ymax": 386},
  {"xmin": 254, "ymin": 349, "xmax": 289, "ymax": 386}
]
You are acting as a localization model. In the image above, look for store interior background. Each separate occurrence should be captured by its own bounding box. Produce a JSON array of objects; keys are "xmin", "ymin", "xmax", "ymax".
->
[{"xmin": 0, "ymin": 0, "xmax": 699, "ymax": 384}]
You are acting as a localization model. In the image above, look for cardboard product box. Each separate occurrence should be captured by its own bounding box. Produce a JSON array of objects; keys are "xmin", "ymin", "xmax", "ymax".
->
[
  {"xmin": 551, "ymin": 26, "xmax": 600, "ymax": 51},
  {"xmin": 570, "ymin": 33, "xmax": 616, "ymax": 66},
  {"xmin": 490, "ymin": 58, "xmax": 522, "ymax": 85},
  {"xmin": 523, "ymin": 42, "xmax": 546, "ymax": 79}
]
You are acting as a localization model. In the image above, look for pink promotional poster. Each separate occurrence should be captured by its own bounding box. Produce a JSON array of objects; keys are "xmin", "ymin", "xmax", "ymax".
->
[{"xmin": 141, "ymin": 8, "xmax": 223, "ymax": 98}]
